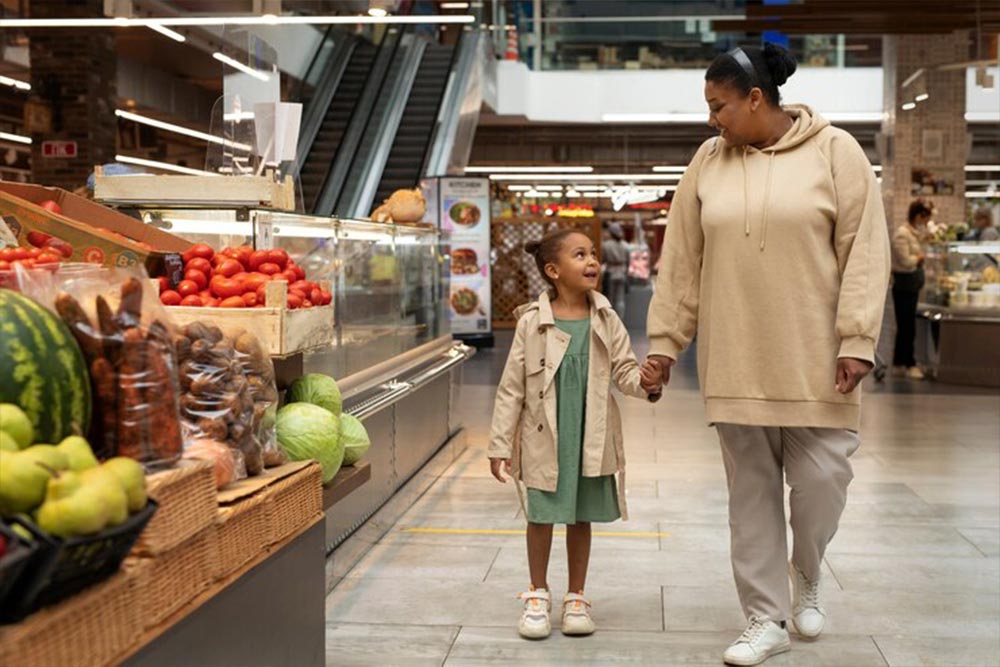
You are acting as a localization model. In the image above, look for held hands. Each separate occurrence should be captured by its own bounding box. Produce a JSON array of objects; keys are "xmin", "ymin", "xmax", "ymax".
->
[
  {"xmin": 641, "ymin": 355, "xmax": 675, "ymax": 394},
  {"xmin": 836, "ymin": 357, "xmax": 874, "ymax": 394},
  {"xmin": 490, "ymin": 457, "xmax": 512, "ymax": 483}
]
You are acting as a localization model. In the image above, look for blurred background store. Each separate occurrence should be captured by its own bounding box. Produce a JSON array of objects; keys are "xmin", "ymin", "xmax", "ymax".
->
[{"xmin": 0, "ymin": 2, "xmax": 997, "ymax": 666}]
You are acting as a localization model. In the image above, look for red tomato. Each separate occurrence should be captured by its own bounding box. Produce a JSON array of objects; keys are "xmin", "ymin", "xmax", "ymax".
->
[
  {"xmin": 27, "ymin": 231, "xmax": 53, "ymax": 248},
  {"xmin": 215, "ymin": 259, "xmax": 243, "ymax": 278},
  {"xmin": 217, "ymin": 296, "xmax": 244, "ymax": 308},
  {"xmin": 291, "ymin": 264, "xmax": 306, "ymax": 281},
  {"xmin": 242, "ymin": 273, "xmax": 270, "ymax": 293},
  {"xmin": 0, "ymin": 248, "xmax": 16, "ymax": 262},
  {"xmin": 233, "ymin": 245, "xmax": 253, "ymax": 267},
  {"xmin": 34, "ymin": 251, "xmax": 60, "ymax": 265},
  {"xmin": 12, "ymin": 248, "xmax": 30, "ymax": 260},
  {"xmin": 184, "ymin": 269, "xmax": 208, "ymax": 290},
  {"xmin": 258, "ymin": 262, "xmax": 281, "ymax": 276},
  {"xmin": 248, "ymin": 250, "xmax": 270, "ymax": 271},
  {"xmin": 180, "ymin": 295, "xmax": 204, "ymax": 307},
  {"xmin": 177, "ymin": 280, "xmax": 200, "ymax": 298},
  {"xmin": 0, "ymin": 260, "xmax": 10, "ymax": 271},
  {"xmin": 27, "ymin": 248, "xmax": 41, "ymax": 259},
  {"xmin": 255, "ymin": 284, "xmax": 269, "ymax": 305},
  {"xmin": 302, "ymin": 299, "xmax": 314, "ymax": 308},
  {"xmin": 38, "ymin": 199, "xmax": 62, "ymax": 215},
  {"xmin": 219, "ymin": 247, "xmax": 240, "ymax": 261},
  {"xmin": 241, "ymin": 292, "xmax": 258, "ymax": 307},
  {"xmin": 309, "ymin": 288, "xmax": 323, "ymax": 305},
  {"xmin": 319, "ymin": 290, "xmax": 332, "ymax": 305},
  {"xmin": 15, "ymin": 259, "xmax": 36, "ymax": 269},
  {"xmin": 253, "ymin": 303, "xmax": 265, "ymax": 308},
  {"xmin": 160, "ymin": 290, "xmax": 182, "ymax": 306},
  {"xmin": 266, "ymin": 249, "xmax": 289, "ymax": 268},
  {"xmin": 231, "ymin": 272, "xmax": 248, "ymax": 282},
  {"xmin": 210, "ymin": 253, "xmax": 228, "ymax": 268},
  {"xmin": 285, "ymin": 293, "xmax": 303, "ymax": 310},
  {"xmin": 183, "ymin": 243, "xmax": 214, "ymax": 264},
  {"xmin": 210, "ymin": 276, "xmax": 243, "ymax": 299},
  {"xmin": 44, "ymin": 238, "xmax": 74, "ymax": 258},
  {"xmin": 289, "ymin": 288, "xmax": 308, "ymax": 304},
  {"xmin": 204, "ymin": 297, "xmax": 221, "ymax": 307},
  {"xmin": 278, "ymin": 269, "xmax": 298, "ymax": 284},
  {"xmin": 186, "ymin": 257, "xmax": 211, "ymax": 275}
]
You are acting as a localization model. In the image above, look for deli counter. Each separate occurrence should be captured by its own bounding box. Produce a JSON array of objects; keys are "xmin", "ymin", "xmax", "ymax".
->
[
  {"xmin": 918, "ymin": 241, "xmax": 1000, "ymax": 387},
  {"xmin": 138, "ymin": 207, "xmax": 473, "ymax": 557}
]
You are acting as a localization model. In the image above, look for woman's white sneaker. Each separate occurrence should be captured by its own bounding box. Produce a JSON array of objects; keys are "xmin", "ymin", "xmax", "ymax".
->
[
  {"xmin": 517, "ymin": 588, "xmax": 551, "ymax": 639},
  {"xmin": 561, "ymin": 592, "xmax": 596, "ymax": 636},
  {"xmin": 790, "ymin": 563, "xmax": 826, "ymax": 639},
  {"xmin": 723, "ymin": 616, "xmax": 790, "ymax": 666}
]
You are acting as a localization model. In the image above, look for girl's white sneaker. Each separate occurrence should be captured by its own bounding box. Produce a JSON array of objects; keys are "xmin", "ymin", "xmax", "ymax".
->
[
  {"xmin": 517, "ymin": 588, "xmax": 552, "ymax": 639},
  {"xmin": 561, "ymin": 592, "xmax": 596, "ymax": 636}
]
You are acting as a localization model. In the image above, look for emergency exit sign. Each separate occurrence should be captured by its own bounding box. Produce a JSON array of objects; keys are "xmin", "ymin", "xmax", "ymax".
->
[{"xmin": 41, "ymin": 141, "xmax": 78, "ymax": 158}]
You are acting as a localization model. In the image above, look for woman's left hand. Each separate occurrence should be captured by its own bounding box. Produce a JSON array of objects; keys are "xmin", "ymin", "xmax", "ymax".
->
[{"xmin": 836, "ymin": 357, "xmax": 874, "ymax": 394}]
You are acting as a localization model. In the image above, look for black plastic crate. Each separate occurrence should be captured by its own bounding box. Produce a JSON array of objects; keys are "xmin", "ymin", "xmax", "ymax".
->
[
  {"xmin": 1, "ymin": 500, "xmax": 157, "ymax": 623},
  {"xmin": 0, "ymin": 523, "xmax": 39, "ymax": 614}
]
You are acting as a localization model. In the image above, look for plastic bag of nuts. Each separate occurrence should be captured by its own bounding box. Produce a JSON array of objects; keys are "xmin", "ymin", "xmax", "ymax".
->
[
  {"xmin": 174, "ymin": 321, "xmax": 262, "ymax": 475},
  {"xmin": 229, "ymin": 328, "xmax": 285, "ymax": 468}
]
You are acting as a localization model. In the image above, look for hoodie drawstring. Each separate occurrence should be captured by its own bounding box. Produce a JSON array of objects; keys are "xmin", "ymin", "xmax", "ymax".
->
[
  {"xmin": 742, "ymin": 149, "xmax": 776, "ymax": 251},
  {"xmin": 760, "ymin": 152, "xmax": 775, "ymax": 251}
]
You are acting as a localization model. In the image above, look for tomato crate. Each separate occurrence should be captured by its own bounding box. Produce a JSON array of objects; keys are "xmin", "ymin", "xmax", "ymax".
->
[{"xmin": 165, "ymin": 280, "xmax": 334, "ymax": 357}]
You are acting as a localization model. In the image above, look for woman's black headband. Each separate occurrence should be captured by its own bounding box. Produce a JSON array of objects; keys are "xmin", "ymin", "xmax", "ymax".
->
[{"xmin": 728, "ymin": 47, "xmax": 758, "ymax": 84}]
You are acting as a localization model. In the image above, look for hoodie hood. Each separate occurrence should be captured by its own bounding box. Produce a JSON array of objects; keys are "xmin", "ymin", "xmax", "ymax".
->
[{"xmin": 768, "ymin": 104, "xmax": 829, "ymax": 152}]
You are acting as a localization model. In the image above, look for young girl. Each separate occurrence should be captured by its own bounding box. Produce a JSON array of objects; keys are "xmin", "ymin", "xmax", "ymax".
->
[{"xmin": 488, "ymin": 229, "xmax": 663, "ymax": 639}]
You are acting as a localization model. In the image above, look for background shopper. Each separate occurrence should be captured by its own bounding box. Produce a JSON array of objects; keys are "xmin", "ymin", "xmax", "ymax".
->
[
  {"xmin": 487, "ymin": 229, "xmax": 661, "ymax": 641},
  {"xmin": 891, "ymin": 200, "xmax": 931, "ymax": 380},
  {"xmin": 969, "ymin": 207, "xmax": 1000, "ymax": 242},
  {"xmin": 602, "ymin": 222, "xmax": 629, "ymax": 317},
  {"xmin": 645, "ymin": 43, "xmax": 890, "ymax": 667}
]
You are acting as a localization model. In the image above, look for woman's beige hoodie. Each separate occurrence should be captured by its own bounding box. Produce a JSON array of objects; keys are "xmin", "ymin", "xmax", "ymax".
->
[{"xmin": 648, "ymin": 105, "xmax": 890, "ymax": 430}]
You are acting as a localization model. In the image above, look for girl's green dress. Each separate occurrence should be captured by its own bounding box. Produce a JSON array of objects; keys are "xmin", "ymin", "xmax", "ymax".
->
[{"xmin": 526, "ymin": 317, "xmax": 620, "ymax": 525}]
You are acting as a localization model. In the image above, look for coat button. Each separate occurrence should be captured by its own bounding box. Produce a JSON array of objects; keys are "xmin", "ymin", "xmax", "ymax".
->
[
  {"xmin": 537, "ymin": 424, "xmax": 544, "ymax": 432},
  {"xmin": 538, "ymin": 390, "xmax": 544, "ymax": 399},
  {"xmin": 540, "ymin": 358, "xmax": 545, "ymax": 365}
]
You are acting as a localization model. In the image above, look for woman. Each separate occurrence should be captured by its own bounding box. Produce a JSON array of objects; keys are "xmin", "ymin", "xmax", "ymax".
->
[
  {"xmin": 644, "ymin": 44, "xmax": 890, "ymax": 666},
  {"xmin": 891, "ymin": 201, "xmax": 931, "ymax": 380}
]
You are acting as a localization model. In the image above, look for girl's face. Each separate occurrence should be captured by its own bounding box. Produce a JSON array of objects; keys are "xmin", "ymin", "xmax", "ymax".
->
[
  {"xmin": 545, "ymin": 233, "xmax": 601, "ymax": 294},
  {"xmin": 705, "ymin": 79, "xmax": 762, "ymax": 147}
]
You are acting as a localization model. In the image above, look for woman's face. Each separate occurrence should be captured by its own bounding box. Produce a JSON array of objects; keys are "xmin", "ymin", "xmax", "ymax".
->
[
  {"xmin": 913, "ymin": 213, "xmax": 931, "ymax": 228},
  {"xmin": 705, "ymin": 80, "xmax": 762, "ymax": 147}
]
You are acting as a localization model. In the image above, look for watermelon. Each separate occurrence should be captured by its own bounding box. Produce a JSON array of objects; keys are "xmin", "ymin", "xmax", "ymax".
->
[{"xmin": 0, "ymin": 289, "xmax": 92, "ymax": 443}]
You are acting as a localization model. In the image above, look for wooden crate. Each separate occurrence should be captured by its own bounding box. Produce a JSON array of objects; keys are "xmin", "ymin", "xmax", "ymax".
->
[
  {"xmin": 215, "ymin": 493, "xmax": 269, "ymax": 579},
  {"xmin": 126, "ymin": 525, "xmax": 220, "ymax": 630},
  {"xmin": 0, "ymin": 571, "xmax": 138, "ymax": 667},
  {"xmin": 490, "ymin": 217, "xmax": 602, "ymax": 328},
  {"xmin": 94, "ymin": 171, "xmax": 296, "ymax": 211},
  {"xmin": 131, "ymin": 459, "xmax": 217, "ymax": 556},
  {"xmin": 166, "ymin": 281, "xmax": 334, "ymax": 357}
]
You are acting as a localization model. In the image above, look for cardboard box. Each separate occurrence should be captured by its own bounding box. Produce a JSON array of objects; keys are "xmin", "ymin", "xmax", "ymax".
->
[{"xmin": 0, "ymin": 182, "xmax": 191, "ymax": 283}]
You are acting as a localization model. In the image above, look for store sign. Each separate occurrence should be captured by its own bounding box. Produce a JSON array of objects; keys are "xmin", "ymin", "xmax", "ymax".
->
[
  {"xmin": 41, "ymin": 141, "xmax": 78, "ymax": 159},
  {"xmin": 439, "ymin": 177, "xmax": 491, "ymax": 336}
]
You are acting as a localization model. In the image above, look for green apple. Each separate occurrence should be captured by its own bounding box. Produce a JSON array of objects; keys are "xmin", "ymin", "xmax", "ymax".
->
[{"xmin": 0, "ymin": 404, "xmax": 33, "ymax": 449}]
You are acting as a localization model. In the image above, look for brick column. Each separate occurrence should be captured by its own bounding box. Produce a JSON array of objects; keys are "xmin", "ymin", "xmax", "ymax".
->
[
  {"xmin": 880, "ymin": 33, "xmax": 969, "ymax": 229},
  {"xmin": 28, "ymin": 0, "xmax": 117, "ymax": 190}
]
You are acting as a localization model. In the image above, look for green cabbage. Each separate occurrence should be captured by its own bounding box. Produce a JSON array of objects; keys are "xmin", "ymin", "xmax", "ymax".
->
[
  {"xmin": 276, "ymin": 403, "xmax": 343, "ymax": 483},
  {"xmin": 286, "ymin": 373, "xmax": 342, "ymax": 416},
  {"xmin": 340, "ymin": 414, "xmax": 370, "ymax": 466}
]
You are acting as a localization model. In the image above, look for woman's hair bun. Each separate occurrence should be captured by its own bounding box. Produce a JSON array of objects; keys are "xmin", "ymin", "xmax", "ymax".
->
[
  {"xmin": 524, "ymin": 240, "xmax": 542, "ymax": 256},
  {"xmin": 761, "ymin": 42, "xmax": 797, "ymax": 87}
]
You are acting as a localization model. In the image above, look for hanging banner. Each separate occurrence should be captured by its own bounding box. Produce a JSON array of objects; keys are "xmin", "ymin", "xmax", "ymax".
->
[{"xmin": 439, "ymin": 177, "xmax": 491, "ymax": 336}]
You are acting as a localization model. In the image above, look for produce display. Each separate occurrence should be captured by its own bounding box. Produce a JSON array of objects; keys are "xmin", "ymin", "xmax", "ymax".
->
[
  {"xmin": 276, "ymin": 402, "xmax": 343, "ymax": 484},
  {"xmin": 0, "ymin": 290, "xmax": 92, "ymax": 444},
  {"xmin": 160, "ymin": 243, "xmax": 331, "ymax": 310},
  {"xmin": 46, "ymin": 275, "xmax": 184, "ymax": 465},
  {"xmin": 286, "ymin": 373, "xmax": 342, "ymax": 416},
  {"xmin": 0, "ymin": 231, "xmax": 73, "ymax": 272},
  {"xmin": 339, "ymin": 414, "xmax": 371, "ymax": 466}
]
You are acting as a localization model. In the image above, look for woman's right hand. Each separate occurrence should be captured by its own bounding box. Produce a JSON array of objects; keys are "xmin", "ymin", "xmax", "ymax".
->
[
  {"xmin": 646, "ymin": 355, "xmax": 676, "ymax": 389},
  {"xmin": 490, "ymin": 457, "xmax": 512, "ymax": 483}
]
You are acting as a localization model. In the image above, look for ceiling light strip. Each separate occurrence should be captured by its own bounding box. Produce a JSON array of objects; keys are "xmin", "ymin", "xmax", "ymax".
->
[
  {"xmin": 0, "ymin": 75, "xmax": 31, "ymax": 91},
  {"xmin": 0, "ymin": 15, "xmax": 475, "ymax": 28},
  {"xmin": 115, "ymin": 109, "xmax": 253, "ymax": 152},
  {"xmin": 0, "ymin": 131, "xmax": 31, "ymax": 145},
  {"xmin": 491, "ymin": 173, "xmax": 683, "ymax": 182},
  {"xmin": 147, "ymin": 23, "xmax": 186, "ymax": 42},
  {"xmin": 466, "ymin": 165, "xmax": 593, "ymax": 173},
  {"xmin": 115, "ymin": 154, "xmax": 218, "ymax": 176},
  {"xmin": 213, "ymin": 52, "xmax": 270, "ymax": 81}
]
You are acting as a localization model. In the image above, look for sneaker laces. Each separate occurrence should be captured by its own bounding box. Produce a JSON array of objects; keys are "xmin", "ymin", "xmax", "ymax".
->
[
  {"xmin": 564, "ymin": 593, "xmax": 590, "ymax": 616},
  {"xmin": 736, "ymin": 616, "xmax": 771, "ymax": 645},
  {"xmin": 795, "ymin": 569, "xmax": 821, "ymax": 610}
]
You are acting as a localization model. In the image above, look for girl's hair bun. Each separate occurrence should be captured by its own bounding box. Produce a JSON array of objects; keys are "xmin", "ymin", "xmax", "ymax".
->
[
  {"xmin": 762, "ymin": 42, "xmax": 797, "ymax": 87},
  {"xmin": 524, "ymin": 240, "xmax": 542, "ymax": 256}
]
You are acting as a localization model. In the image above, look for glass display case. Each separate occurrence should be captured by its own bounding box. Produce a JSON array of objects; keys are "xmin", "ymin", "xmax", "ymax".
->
[
  {"xmin": 923, "ymin": 241, "xmax": 1000, "ymax": 310},
  {"xmin": 139, "ymin": 208, "xmax": 448, "ymax": 378}
]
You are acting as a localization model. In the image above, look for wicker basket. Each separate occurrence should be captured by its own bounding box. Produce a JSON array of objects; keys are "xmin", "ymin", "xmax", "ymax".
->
[
  {"xmin": 216, "ymin": 494, "xmax": 269, "ymax": 579},
  {"xmin": 132, "ymin": 459, "xmax": 217, "ymax": 556},
  {"xmin": 263, "ymin": 462, "xmax": 323, "ymax": 546},
  {"xmin": 0, "ymin": 571, "xmax": 138, "ymax": 667},
  {"xmin": 127, "ymin": 525, "xmax": 220, "ymax": 630}
]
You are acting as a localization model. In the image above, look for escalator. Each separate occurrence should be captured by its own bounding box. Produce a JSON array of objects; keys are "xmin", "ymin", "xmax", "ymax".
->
[
  {"xmin": 297, "ymin": 39, "xmax": 378, "ymax": 213},
  {"xmin": 372, "ymin": 41, "xmax": 456, "ymax": 205}
]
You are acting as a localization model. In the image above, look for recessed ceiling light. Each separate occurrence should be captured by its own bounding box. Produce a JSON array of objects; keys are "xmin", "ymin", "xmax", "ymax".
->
[
  {"xmin": 213, "ymin": 52, "xmax": 271, "ymax": 82},
  {"xmin": 148, "ymin": 24, "xmax": 186, "ymax": 42},
  {"xmin": 0, "ymin": 131, "xmax": 31, "ymax": 145},
  {"xmin": 115, "ymin": 109, "xmax": 253, "ymax": 151},
  {"xmin": 0, "ymin": 15, "xmax": 474, "ymax": 27},
  {"xmin": 0, "ymin": 75, "xmax": 31, "ymax": 91},
  {"xmin": 466, "ymin": 165, "xmax": 593, "ymax": 173},
  {"xmin": 368, "ymin": 7, "xmax": 388, "ymax": 17}
]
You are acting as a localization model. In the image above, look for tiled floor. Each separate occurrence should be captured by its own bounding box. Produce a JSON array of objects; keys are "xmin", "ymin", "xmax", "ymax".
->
[{"xmin": 326, "ymin": 332, "xmax": 1000, "ymax": 667}]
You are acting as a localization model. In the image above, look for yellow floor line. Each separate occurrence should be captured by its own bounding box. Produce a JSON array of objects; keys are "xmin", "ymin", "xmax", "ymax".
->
[{"xmin": 400, "ymin": 527, "xmax": 670, "ymax": 538}]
